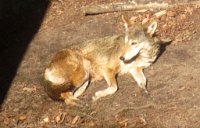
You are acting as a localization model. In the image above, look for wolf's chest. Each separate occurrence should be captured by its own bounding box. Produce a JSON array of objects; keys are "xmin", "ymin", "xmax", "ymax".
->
[
  {"xmin": 119, "ymin": 56, "xmax": 155, "ymax": 74},
  {"xmin": 119, "ymin": 61, "xmax": 133, "ymax": 74}
]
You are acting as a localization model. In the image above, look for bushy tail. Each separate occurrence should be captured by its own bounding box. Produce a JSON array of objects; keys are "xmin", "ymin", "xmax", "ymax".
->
[{"xmin": 44, "ymin": 80, "xmax": 75, "ymax": 100}]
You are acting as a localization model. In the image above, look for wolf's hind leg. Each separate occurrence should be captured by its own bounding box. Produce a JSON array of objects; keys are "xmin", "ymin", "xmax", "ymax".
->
[
  {"xmin": 61, "ymin": 80, "xmax": 89, "ymax": 107},
  {"xmin": 73, "ymin": 80, "xmax": 89, "ymax": 98},
  {"xmin": 92, "ymin": 69, "xmax": 118, "ymax": 101},
  {"xmin": 61, "ymin": 92, "xmax": 79, "ymax": 106},
  {"xmin": 129, "ymin": 67, "xmax": 148, "ymax": 93}
]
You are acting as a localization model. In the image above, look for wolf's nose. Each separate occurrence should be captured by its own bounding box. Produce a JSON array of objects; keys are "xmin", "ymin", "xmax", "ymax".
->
[{"xmin": 120, "ymin": 56, "xmax": 125, "ymax": 61}]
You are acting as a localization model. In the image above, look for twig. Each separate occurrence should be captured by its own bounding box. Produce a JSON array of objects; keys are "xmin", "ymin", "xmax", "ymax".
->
[
  {"xmin": 83, "ymin": 2, "xmax": 171, "ymax": 15},
  {"xmin": 114, "ymin": 103, "xmax": 155, "ymax": 115},
  {"xmin": 68, "ymin": 109, "xmax": 98, "ymax": 121},
  {"xmin": 83, "ymin": 1, "xmax": 200, "ymax": 15}
]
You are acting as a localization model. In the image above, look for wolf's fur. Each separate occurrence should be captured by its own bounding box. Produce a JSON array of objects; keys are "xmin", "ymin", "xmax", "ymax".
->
[{"xmin": 44, "ymin": 16, "xmax": 160, "ymax": 105}]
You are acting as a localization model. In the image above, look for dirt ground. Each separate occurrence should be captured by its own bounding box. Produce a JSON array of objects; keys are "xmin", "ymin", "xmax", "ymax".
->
[{"xmin": 1, "ymin": 0, "xmax": 200, "ymax": 127}]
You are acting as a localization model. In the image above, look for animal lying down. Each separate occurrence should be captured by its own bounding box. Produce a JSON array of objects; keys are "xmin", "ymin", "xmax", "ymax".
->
[{"xmin": 44, "ymin": 16, "xmax": 160, "ymax": 106}]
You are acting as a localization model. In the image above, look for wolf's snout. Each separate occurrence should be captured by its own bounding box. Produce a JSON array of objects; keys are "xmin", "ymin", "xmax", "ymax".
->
[{"xmin": 120, "ymin": 56, "xmax": 125, "ymax": 61}]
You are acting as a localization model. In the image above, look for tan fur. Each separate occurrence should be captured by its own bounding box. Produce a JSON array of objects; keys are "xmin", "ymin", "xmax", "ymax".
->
[
  {"xmin": 44, "ymin": 16, "xmax": 160, "ymax": 105},
  {"xmin": 44, "ymin": 49, "xmax": 90, "ymax": 102}
]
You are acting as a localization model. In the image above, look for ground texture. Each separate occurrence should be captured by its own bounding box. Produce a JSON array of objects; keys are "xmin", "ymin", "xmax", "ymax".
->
[{"xmin": 1, "ymin": 0, "xmax": 200, "ymax": 127}]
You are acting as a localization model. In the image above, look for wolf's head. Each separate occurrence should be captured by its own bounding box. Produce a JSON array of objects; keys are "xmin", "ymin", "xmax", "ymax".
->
[{"xmin": 120, "ymin": 15, "xmax": 157, "ymax": 63}]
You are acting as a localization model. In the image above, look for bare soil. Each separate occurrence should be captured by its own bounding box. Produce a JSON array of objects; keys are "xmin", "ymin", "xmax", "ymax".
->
[{"xmin": 1, "ymin": 0, "xmax": 200, "ymax": 127}]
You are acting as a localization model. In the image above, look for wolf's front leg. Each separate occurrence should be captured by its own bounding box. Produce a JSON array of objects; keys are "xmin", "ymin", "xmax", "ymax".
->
[
  {"xmin": 129, "ymin": 67, "xmax": 148, "ymax": 93},
  {"xmin": 92, "ymin": 68, "xmax": 118, "ymax": 101}
]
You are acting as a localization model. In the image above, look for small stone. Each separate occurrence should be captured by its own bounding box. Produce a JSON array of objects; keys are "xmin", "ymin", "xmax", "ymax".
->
[{"xmin": 43, "ymin": 117, "xmax": 50, "ymax": 123}]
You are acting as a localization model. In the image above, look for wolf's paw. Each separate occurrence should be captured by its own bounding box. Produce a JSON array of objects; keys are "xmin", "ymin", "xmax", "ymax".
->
[
  {"xmin": 92, "ymin": 96, "xmax": 98, "ymax": 102},
  {"xmin": 61, "ymin": 92, "xmax": 82, "ymax": 107},
  {"xmin": 64, "ymin": 99, "xmax": 78, "ymax": 106},
  {"xmin": 134, "ymin": 86, "xmax": 149, "ymax": 97},
  {"xmin": 92, "ymin": 94, "xmax": 101, "ymax": 102},
  {"xmin": 64, "ymin": 98, "xmax": 87, "ymax": 107},
  {"xmin": 138, "ymin": 82, "xmax": 147, "ymax": 91},
  {"xmin": 91, "ymin": 91, "xmax": 100, "ymax": 101}
]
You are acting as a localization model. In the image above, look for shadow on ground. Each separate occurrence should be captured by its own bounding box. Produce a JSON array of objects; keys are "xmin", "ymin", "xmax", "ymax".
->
[{"xmin": 0, "ymin": 0, "xmax": 50, "ymax": 107}]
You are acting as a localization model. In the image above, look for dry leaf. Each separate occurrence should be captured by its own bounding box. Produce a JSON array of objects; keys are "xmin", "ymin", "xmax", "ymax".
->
[
  {"xmin": 175, "ymin": 34, "xmax": 183, "ymax": 42},
  {"xmin": 114, "ymin": 114, "xmax": 120, "ymax": 121},
  {"xmin": 142, "ymin": 17, "xmax": 149, "ymax": 24},
  {"xmin": 136, "ymin": 9, "xmax": 147, "ymax": 13},
  {"xmin": 43, "ymin": 117, "xmax": 50, "ymax": 123},
  {"xmin": 55, "ymin": 113, "xmax": 62, "ymax": 123},
  {"xmin": 90, "ymin": 111, "xmax": 97, "ymax": 115},
  {"xmin": 119, "ymin": 118, "xmax": 129, "ymax": 124},
  {"xmin": 185, "ymin": 7, "xmax": 193, "ymax": 15},
  {"xmin": 139, "ymin": 116, "xmax": 147, "ymax": 125},
  {"xmin": 60, "ymin": 112, "xmax": 67, "ymax": 123},
  {"xmin": 172, "ymin": 40, "xmax": 178, "ymax": 45},
  {"xmin": 55, "ymin": 112, "xmax": 67, "ymax": 123},
  {"xmin": 88, "ymin": 121, "xmax": 96, "ymax": 127},
  {"xmin": 124, "ymin": 122, "xmax": 128, "ymax": 127},
  {"xmin": 130, "ymin": 16, "xmax": 137, "ymax": 22},
  {"xmin": 22, "ymin": 87, "xmax": 36, "ymax": 92},
  {"xmin": 178, "ymin": 86, "xmax": 186, "ymax": 91},
  {"xmin": 72, "ymin": 115, "xmax": 80, "ymax": 124},
  {"xmin": 18, "ymin": 115, "xmax": 27, "ymax": 121},
  {"xmin": 154, "ymin": 10, "xmax": 167, "ymax": 18},
  {"xmin": 167, "ymin": 11, "xmax": 176, "ymax": 17},
  {"xmin": 118, "ymin": 118, "xmax": 129, "ymax": 127}
]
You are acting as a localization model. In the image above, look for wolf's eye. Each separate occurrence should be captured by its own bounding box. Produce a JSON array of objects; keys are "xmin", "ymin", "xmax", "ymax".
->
[{"xmin": 131, "ymin": 42, "xmax": 137, "ymax": 45}]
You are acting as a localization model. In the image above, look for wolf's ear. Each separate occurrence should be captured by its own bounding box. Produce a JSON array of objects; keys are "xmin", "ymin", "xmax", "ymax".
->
[
  {"xmin": 122, "ymin": 15, "xmax": 131, "ymax": 29},
  {"xmin": 146, "ymin": 21, "xmax": 157, "ymax": 37}
]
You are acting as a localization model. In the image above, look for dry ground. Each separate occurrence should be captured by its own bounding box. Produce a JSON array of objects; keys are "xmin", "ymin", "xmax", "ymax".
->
[{"xmin": 1, "ymin": 0, "xmax": 200, "ymax": 127}]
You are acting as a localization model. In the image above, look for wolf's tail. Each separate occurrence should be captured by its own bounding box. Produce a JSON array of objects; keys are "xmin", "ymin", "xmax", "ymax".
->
[{"xmin": 44, "ymin": 80, "xmax": 75, "ymax": 100}]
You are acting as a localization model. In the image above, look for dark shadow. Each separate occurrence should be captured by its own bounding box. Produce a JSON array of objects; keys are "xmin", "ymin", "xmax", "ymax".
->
[
  {"xmin": 0, "ymin": 0, "xmax": 50, "ymax": 107},
  {"xmin": 154, "ymin": 42, "xmax": 171, "ymax": 63},
  {"xmin": 158, "ymin": 42, "xmax": 171, "ymax": 58}
]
